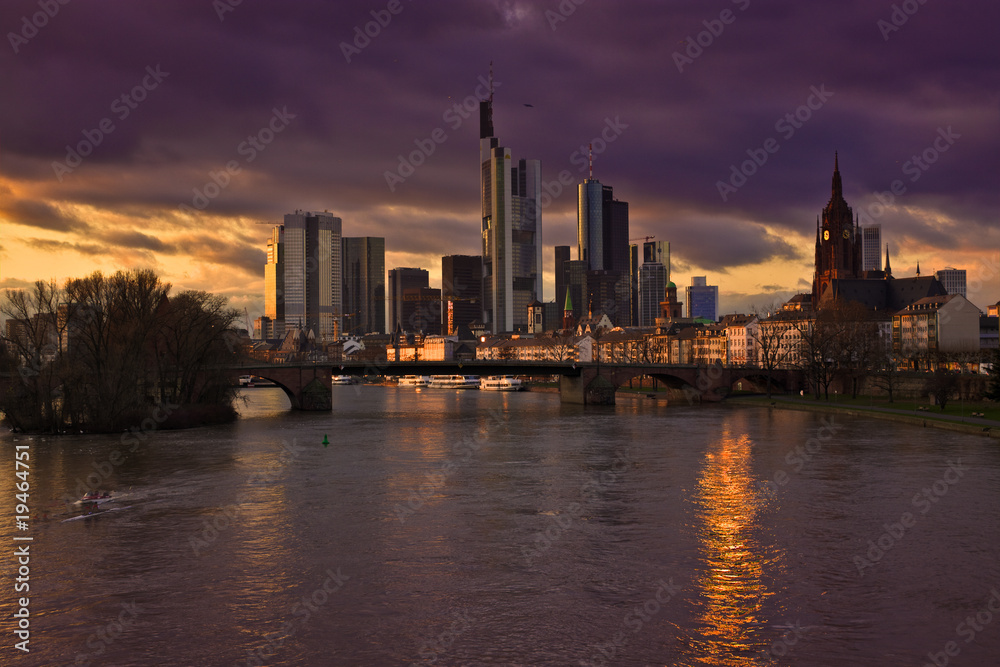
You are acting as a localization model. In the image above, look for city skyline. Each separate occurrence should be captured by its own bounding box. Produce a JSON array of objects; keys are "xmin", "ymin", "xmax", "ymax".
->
[{"xmin": 2, "ymin": 1, "xmax": 998, "ymax": 322}]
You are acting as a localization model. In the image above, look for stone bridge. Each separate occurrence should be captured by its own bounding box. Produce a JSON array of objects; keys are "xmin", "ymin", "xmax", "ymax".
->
[{"xmin": 234, "ymin": 361, "xmax": 800, "ymax": 409}]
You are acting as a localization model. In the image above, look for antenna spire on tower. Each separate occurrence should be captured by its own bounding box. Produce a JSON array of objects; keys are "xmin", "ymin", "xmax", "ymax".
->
[
  {"xmin": 489, "ymin": 60, "xmax": 494, "ymax": 103},
  {"xmin": 588, "ymin": 143, "xmax": 593, "ymax": 179}
]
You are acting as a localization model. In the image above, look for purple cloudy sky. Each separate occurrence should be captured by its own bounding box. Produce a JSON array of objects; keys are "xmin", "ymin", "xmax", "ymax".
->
[{"xmin": 1, "ymin": 0, "xmax": 998, "ymax": 319}]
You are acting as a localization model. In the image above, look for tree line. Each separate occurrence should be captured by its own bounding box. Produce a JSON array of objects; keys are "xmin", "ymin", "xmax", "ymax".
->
[{"xmin": 0, "ymin": 269, "xmax": 242, "ymax": 433}]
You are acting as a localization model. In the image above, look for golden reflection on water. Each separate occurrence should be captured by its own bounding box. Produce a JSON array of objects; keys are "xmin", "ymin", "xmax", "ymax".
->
[{"xmin": 691, "ymin": 429, "xmax": 768, "ymax": 665}]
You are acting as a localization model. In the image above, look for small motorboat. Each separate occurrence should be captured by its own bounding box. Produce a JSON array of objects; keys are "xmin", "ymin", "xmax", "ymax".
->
[{"xmin": 75, "ymin": 492, "xmax": 114, "ymax": 506}]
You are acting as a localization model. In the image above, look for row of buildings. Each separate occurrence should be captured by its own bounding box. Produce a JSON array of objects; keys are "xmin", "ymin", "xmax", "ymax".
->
[{"xmin": 258, "ymin": 84, "xmax": 977, "ymax": 367}]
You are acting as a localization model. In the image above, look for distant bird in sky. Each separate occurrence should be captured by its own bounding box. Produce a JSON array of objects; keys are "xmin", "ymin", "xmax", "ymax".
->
[{"xmin": 523, "ymin": 103, "xmax": 534, "ymax": 107}]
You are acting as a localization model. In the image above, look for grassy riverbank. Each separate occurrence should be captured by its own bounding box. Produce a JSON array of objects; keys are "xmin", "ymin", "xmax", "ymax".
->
[{"xmin": 727, "ymin": 394, "xmax": 1000, "ymax": 439}]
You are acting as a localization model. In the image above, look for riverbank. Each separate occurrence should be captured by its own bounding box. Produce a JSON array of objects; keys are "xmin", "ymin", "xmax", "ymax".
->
[{"xmin": 727, "ymin": 395, "xmax": 1000, "ymax": 439}]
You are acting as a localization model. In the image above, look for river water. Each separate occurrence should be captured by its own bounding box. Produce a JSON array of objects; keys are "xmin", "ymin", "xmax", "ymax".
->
[{"xmin": 3, "ymin": 386, "xmax": 1000, "ymax": 666}]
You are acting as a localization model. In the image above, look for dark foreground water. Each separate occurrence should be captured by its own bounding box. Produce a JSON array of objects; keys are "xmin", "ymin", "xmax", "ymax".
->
[{"xmin": 2, "ymin": 386, "xmax": 1000, "ymax": 666}]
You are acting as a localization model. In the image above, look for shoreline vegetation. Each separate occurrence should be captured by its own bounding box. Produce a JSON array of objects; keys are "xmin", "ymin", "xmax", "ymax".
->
[
  {"xmin": 0, "ymin": 269, "xmax": 242, "ymax": 434},
  {"xmin": 724, "ymin": 394, "xmax": 1000, "ymax": 439}
]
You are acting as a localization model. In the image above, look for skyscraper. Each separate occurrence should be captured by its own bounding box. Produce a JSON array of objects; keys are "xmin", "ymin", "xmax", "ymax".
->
[
  {"xmin": 686, "ymin": 276, "xmax": 719, "ymax": 322},
  {"xmin": 441, "ymin": 255, "xmax": 481, "ymax": 335},
  {"xmin": 554, "ymin": 245, "xmax": 571, "ymax": 316},
  {"xmin": 388, "ymin": 267, "xmax": 431, "ymax": 333},
  {"xmin": 936, "ymin": 268, "xmax": 967, "ymax": 297},
  {"xmin": 861, "ymin": 225, "xmax": 882, "ymax": 272},
  {"xmin": 342, "ymin": 237, "xmax": 385, "ymax": 335},
  {"xmin": 632, "ymin": 240, "xmax": 668, "ymax": 328},
  {"xmin": 577, "ymin": 178, "xmax": 630, "ymax": 325},
  {"xmin": 642, "ymin": 240, "xmax": 670, "ymax": 279},
  {"xmin": 480, "ymin": 73, "xmax": 542, "ymax": 333},
  {"xmin": 264, "ymin": 210, "xmax": 342, "ymax": 341},
  {"xmin": 264, "ymin": 224, "xmax": 285, "ymax": 338},
  {"xmin": 638, "ymin": 262, "xmax": 666, "ymax": 327}
]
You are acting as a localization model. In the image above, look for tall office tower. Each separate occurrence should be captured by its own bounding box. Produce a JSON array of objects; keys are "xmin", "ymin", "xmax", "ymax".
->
[
  {"xmin": 554, "ymin": 245, "xmax": 571, "ymax": 319},
  {"xmin": 578, "ymin": 179, "xmax": 630, "ymax": 273},
  {"xmin": 861, "ymin": 225, "xmax": 882, "ymax": 272},
  {"xmin": 638, "ymin": 262, "xmax": 667, "ymax": 327},
  {"xmin": 936, "ymin": 268, "xmax": 967, "ymax": 297},
  {"xmin": 388, "ymin": 267, "xmax": 429, "ymax": 332},
  {"xmin": 563, "ymin": 259, "xmax": 588, "ymax": 323},
  {"xmin": 642, "ymin": 240, "xmax": 670, "ymax": 281},
  {"xmin": 442, "ymin": 255, "xmax": 482, "ymax": 335},
  {"xmin": 480, "ymin": 74, "xmax": 542, "ymax": 333},
  {"xmin": 578, "ymin": 178, "xmax": 630, "ymax": 324},
  {"xmin": 629, "ymin": 244, "xmax": 640, "ymax": 327},
  {"xmin": 404, "ymin": 287, "xmax": 442, "ymax": 335},
  {"xmin": 342, "ymin": 237, "xmax": 386, "ymax": 335},
  {"xmin": 265, "ymin": 210, "xmax": 342, "ymax": 341},
  {"xmin": 686, "ymin": 276, "xmax": 719, "ymax": 321},
  {"xmin": 264, "ymin": 225, "xmax": 285, "ymax": 338}
]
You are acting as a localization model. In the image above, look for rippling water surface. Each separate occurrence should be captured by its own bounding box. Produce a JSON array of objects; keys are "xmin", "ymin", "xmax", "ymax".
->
[{"xmin": 2, "ymin": 386, "xmax": 1000, "ymax": 666}]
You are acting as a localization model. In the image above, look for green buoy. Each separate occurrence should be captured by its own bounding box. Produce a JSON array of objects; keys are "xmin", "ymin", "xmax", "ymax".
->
[{"xmin": 322, "ymin": 434, "xmax": 329, "ymax": 447}]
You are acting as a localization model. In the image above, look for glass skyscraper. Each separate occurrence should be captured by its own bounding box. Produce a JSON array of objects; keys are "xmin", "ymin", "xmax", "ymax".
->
[
  {"xmin": 480, "ymin": 81, "xmax": 542, "ymax": 333},
  {"xmin": 342, "ymin": 237, "xmax": 386, "ymax": 335},
  {"xmin": 686, "ymin": 276, "xmax": 719, "ymax": 322},
  {"xmin": 264, "ymin": 210, "xmax": 342, "ymax": 341}
]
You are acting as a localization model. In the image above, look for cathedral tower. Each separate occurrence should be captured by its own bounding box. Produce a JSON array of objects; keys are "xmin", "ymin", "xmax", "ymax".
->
[{"xmin": 812, "ymin": 153, "xmax": 863, "ymax": 305}]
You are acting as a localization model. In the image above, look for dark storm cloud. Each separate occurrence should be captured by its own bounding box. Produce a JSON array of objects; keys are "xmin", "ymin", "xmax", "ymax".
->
[
  {"xmin": 0, "ymin": 197, "xmax": 89, "ymax": 233},
  {"xmin": 1, "ymin": 0, "xmax": 997, "ymax": 290},
  {"xmin": 99, "ymin": 230, "xmax": 171, "ymax": 253},
  {"xmin": 24, "ymin": 238, "xmax": 103, "ymax": 256}
]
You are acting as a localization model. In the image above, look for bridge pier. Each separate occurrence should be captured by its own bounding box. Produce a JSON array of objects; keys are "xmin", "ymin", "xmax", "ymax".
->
[{"xmin": 559, "ymin": 371, "xmax": 616, "ymax": 406}]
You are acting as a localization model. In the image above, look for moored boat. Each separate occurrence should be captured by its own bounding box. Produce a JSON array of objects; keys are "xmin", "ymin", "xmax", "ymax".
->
[
  {"xmin": 428, "ymin": 375, "xmax": 479, "ymax": 389},
  {"xmin": 397, "ymin": 375, "xmax": 431, "ymax": 387},
  {"xmin": 480, "ymin": 375, "xmax": 524, "ymax": 391}
]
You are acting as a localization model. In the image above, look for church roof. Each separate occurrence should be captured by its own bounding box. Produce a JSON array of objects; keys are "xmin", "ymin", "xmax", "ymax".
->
[{"xmin": 820, "ymin": 276, "xmax": 947, "ymax": 312}]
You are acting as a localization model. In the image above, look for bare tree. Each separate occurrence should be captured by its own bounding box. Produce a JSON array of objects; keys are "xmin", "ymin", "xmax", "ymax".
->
[
  {"xmin": 0, "ymin": 280, "xmax": 74, "ymax": 431},
  {"xmin": 748, "ymin": 302, "xmax": 789, "ymax": 398}
]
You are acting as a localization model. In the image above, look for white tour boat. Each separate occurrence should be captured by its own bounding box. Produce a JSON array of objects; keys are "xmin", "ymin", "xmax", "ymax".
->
[
  {"xmin": 397, "ymin": 375, "xmax": 431, "ymax": 387},
  {"xmin": 428, "ymin": 375, "xmax": 479, "ymax": 389},
  {"xmin": 480, "ymin": 375, "xmax": 524, "ymax": 391}
]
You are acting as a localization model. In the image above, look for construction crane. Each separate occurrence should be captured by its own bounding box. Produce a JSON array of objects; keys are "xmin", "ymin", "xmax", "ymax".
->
[{"xmin": 629, "ymin": 235, "xmax": 655, "ymax": 243}]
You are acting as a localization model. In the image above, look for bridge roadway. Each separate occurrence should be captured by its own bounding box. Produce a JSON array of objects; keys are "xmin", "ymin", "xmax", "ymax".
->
[{"xmin": 232, "ymin": 360, "xmax": 797, "ymax": 409}]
